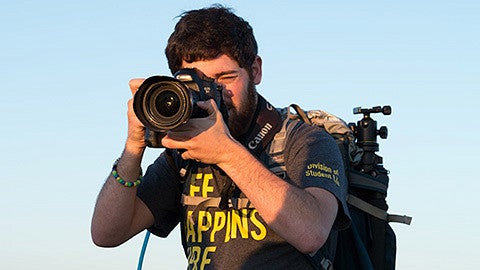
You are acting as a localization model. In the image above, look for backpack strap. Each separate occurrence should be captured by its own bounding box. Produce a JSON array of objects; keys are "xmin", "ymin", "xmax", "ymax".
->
[
  {"xmin": 267, "ymin": 113, "xmax": 302, "ymax": 179},
  {"xmin": 349, "ymin": 170, "xmax": 388, "ymax": 194},
  {"xmin": 347, "ymin": 171, "xmax": 411, "ymax": 224},
  {"xmin": 347, "ymin": 195, "xmax": 412, "ymax": 225},
  {"xmin": 290, "ymin": 103, "xmax": 312, "ymax": 125}
]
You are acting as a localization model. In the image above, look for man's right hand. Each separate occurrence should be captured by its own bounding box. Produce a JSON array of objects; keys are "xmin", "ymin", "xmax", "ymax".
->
[{"xmin": 126, "ymin": 78, "xmax": 147, "ymax": 153}]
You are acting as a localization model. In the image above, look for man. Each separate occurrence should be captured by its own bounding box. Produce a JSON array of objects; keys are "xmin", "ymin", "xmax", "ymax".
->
[{"xmin": 91, "ymin": 6, "xmax": 349, "ymax": 269}]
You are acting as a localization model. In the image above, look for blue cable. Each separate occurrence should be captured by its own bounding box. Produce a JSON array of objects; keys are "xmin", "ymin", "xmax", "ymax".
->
[{"xmin": 137, "ymin": 230, "xmax": 151, "ymax": 270}]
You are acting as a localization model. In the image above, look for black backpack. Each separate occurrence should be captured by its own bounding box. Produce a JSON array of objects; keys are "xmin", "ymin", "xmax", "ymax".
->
[{"xmin": 268, "ymin": 104, "xmax": 412, "ymax": 270}]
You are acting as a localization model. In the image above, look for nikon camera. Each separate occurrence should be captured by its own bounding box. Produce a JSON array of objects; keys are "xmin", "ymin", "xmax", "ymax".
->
[{"xmin": 133, "ymin": 68, "xmax": 228, "ymax": 148}]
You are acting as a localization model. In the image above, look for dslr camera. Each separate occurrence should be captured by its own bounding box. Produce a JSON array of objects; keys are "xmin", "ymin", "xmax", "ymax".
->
[{"xmin": 133, "ymin": 68, "xmax": 228, "ymax": 148}]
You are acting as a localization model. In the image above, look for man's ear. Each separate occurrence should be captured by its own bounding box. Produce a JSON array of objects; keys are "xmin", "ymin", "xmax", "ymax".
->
[{"xmin": 251, "ymin": 56, "xmax": 262, "ymax": 85}]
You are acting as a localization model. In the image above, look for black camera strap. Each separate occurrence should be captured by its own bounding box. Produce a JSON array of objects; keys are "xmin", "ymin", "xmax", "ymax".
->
[
  {"xmin": 218, "ymin": 94, "xmax": 283, "ymax": 209},
  {"xmin": 238, "ymin": 94, "xmax": 283, "ymax": 157}
]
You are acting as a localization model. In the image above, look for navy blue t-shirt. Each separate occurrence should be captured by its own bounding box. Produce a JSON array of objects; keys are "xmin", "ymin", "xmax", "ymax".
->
[{"xmin": 137, "ymin": 120, "xmax": 349, "ymax": 269}]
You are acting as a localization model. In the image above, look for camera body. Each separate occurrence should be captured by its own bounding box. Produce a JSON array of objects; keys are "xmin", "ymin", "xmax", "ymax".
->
[{"xmin": 133, "ymin": 68, "xmax": 228, "ymax": 148}]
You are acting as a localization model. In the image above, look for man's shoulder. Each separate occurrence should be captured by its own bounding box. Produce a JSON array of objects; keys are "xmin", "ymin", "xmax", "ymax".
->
[{"xmin": 281, "ymin": 119, "xmax": 341, "ymax": 166}]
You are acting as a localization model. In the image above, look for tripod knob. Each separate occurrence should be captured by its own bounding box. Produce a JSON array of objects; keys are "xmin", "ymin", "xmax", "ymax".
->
[{"xmin": 378, "ymin": 126, "xmax": 388, "ymax": 139}]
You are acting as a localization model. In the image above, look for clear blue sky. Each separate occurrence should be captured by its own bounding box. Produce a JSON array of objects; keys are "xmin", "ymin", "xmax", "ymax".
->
[{"xmin": 1, "ymin": 1, "xmax": 479, "ymax": 269}]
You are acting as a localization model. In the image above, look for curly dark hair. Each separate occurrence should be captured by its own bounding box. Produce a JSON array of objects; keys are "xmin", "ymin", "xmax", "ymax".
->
[{"xmin": 165, "ymin": 5, "xmax": 258, "ymax": 75}]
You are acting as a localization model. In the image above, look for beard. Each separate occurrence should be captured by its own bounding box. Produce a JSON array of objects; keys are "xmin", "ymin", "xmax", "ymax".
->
[{"xmin": 226, "ymin": 81, "xmax": 257, "ymax": 139}]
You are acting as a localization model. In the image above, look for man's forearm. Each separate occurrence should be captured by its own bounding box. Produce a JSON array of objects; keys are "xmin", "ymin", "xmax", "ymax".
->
[
  {"xmin": 91, "ymin": 144, "xmax": 145, "ymax": 246},
  {"xmin": 218, "ymin": 142, "xmax": 337, "ymax": 254}
]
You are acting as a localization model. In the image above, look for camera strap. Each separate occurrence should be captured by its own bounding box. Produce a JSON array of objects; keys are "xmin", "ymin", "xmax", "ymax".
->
[
  {"xmin": 238, "ymin": 94, "xmax": 283, "ymax": 157},
  {"xmin": 216, "ymin": 95, "xmax": 283, "ymax": 209}
]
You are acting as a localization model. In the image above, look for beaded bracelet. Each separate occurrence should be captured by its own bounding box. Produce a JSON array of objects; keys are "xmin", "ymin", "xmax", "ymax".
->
[{"xmin": 111, "ymin": 158, "xmax": 143, "ymax": 187}]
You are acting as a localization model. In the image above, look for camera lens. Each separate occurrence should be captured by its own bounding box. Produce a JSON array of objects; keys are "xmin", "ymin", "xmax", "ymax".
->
[
  {"xmin": 133, "ymin": 76, "xmax": 193, "ymax": 132},
  {"xmin": 154, "ymin": 90, "xmax": 181, "ymax": 117}
]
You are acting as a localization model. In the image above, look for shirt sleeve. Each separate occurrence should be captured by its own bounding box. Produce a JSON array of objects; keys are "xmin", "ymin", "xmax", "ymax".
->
[
  {"xmin": 284, "ymin": 121, "xmax": 351, "ymax": 230},
  {"xmin": 136, "ymin": 151, "xmax": 183, "ymax": 237}
]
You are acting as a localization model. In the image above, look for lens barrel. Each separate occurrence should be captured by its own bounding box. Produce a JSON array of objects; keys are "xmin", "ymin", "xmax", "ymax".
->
[{"xmin": 133, "ymin": 76, "xmax": 194, "ymax": 132}]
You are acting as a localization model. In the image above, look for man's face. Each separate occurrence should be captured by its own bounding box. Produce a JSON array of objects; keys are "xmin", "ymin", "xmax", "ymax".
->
[{"xmin": 181, "ymin": 54, "xmax": 262, "ymax": 137}]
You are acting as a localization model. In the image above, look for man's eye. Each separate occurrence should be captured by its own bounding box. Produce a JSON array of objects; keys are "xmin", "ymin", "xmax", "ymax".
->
[{"xmin": 218, "ymin": 76, "xmax": 237, "ymax": 82}]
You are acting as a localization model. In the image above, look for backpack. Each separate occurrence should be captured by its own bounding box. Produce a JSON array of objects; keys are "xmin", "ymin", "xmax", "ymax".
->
[{"xmin": 269, "ymin": 104, "xmax": 412, "ymax": 270}]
